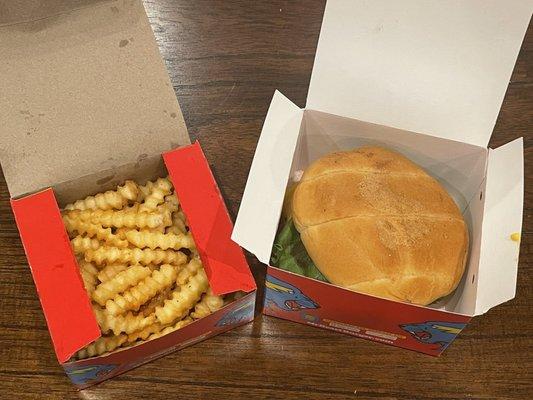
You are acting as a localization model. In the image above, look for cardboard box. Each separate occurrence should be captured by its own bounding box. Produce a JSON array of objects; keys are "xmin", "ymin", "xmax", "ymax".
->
[
  {"xmin": 0, "ymin": 0, "xmax": 256, "ymax": 388},
  {"xmin": 232, "ymin": 0, "xmax": 530, "ymax": 355}
]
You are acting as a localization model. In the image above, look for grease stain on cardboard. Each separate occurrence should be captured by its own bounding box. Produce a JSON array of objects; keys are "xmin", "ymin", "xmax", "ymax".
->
[
  {"xmin": 119, "ymin": 39, "xmax": 129, "ymax": 48},
  {"xmin": 134, "ymin": 153, "xmax": 148, "ymax": 169}
]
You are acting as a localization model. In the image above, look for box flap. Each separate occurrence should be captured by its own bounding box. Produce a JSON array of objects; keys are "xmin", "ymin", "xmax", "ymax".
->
[
  {"xmin": 0, "ymin": 0, "xmax": 189, "ymax": 199},
  {"xmin": 475, "ymin": 138, "xmax": 523, "ymax": 315},
  {"xmin": 307, "ymin": 0, "xmax": 531, "ymax": 147},
  {"xmin": 163, "ymin": 142, "xmax": 256, "ymax": 295},
  {"xmin": 232, "ymin": 91, "xmax": 304, "ymax": 264},
  {"xmin": 11, "ymin": 189, "xmax": 100, "ymax": 363}
]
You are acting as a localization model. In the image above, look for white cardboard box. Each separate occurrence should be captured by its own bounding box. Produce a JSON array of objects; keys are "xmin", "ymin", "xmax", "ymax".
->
[{"xmin": 232, "ymin": 0, "xmax": 531, "ymax": 354}]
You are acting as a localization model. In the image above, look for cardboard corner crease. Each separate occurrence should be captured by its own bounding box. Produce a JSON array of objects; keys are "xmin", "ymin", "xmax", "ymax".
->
[
  {"xmin": 233, "ymin": 0, "xmax": 530, "ymax": 356},
  {"xmin": 0, "ymin": 0, "xmax": 256, "ymax": 388}
]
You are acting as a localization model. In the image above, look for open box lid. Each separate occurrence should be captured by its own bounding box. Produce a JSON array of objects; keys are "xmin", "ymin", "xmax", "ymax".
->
[
  {"xmin": 306, "ymin": 0, "xmax": 532, "ymax": 147},
  {"xmin": 0, "ymin": 0, "xmax": 189, "ymax": 199}
]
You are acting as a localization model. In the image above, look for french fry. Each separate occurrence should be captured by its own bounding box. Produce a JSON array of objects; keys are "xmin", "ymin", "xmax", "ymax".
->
[
  {"xmin": 175, "ymin": 210, "xmax": 187, "ymax": 224},
  {"xmin": 114, "ymin": 227, "xmax": 129, "ymax": 240},
  {"xmin": 148, "ymin": 317, "xmax": 193, "ymax": 340},
  {"xmin": 92, "ymin": 305, "xmax": 109, "ymax": 332},
  {"xmin": 125, "ymin": 230, "xmax": 195, "ymax": 250},
  {"xmin": 61, "ymin": 177, "xmax": 218, "ymax": 357},
  {"xmin": 176, "ymin": 257, "xmax": 203, "ymax": 285},
  {"xmin": 105, "ymin": 264, "xmax": 179, "ymax": 316},
  {"xmin": 76, "ymin": 334, "xmax": 128, "ymax": 359},
  {"xmin": 92, "ymin": 265, "xmax": 151, "ymax": 306},
  {"xmin": 137, "ymin": 180, "xmax": 155, "ymax": 202},
  {"xmin": 97, "ymin": 264, "xmax": 128, "ymax": 283},
  {"xmin": 191, "ymin": 288, "xmax": 224, "ymax": 319},
  {"xmin": 93, "ymin": 305, "xmax": 156, "ymax": 335},
  {"xmin": 139, "ymin": 177, "xmax": 173, "ymax": 211},
  {"xmin": 65, "ymin": 180, "xmax": 139, "ymax": 211},
  {"xmin": 155, "ymin": 267, "xmax": 209, "ymax": 325},
  {"xmin": 71, "ymin": 235, "xmax": 100, "ymax": 254},
  {"xmin": 151, "ymin": 225, "xmax": 167, "ymax": 233},
  {"xmin": 139, "ymin": 286, "xmax": 174, "ymax": 317},
  {"xmin": 116, "ymin": 227, "xmax": 165, "ymax": 240},
  {"xmin": 79, "ymin": 260, "xmax": 99, "ymax": 295},
  {"xmin": 62, "ymin": 216, "xmax": 129, "ymax": 248},
  {"xmin": 164, "ymin": 193, "xmax": 180, "ymax": 212},
  {"xmin": 105, "ymin": 312, "xmax": 156, "ymax": 336},
  {"xmin": 66, "ymin": 207, "xmax": 164, "ymax": 229},
  {"xmin": 165, "ymin": 212, "xmax": 187, "ymax": 235},
  {"xmin": 85, "ymin": 246, "xmax": 187, "ymax": 267},
  {"xmin": 127, "ymin": 322, "xmax": 164, "ymax": 343}
]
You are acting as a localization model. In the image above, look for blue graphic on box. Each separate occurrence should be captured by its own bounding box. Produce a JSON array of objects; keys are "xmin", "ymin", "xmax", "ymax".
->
[
  {"xmin": 400, "ymin": 321, "xmax": 467, "ymax": 350},
  {"xmin": 216, "ymin": 298, "xmax": 255, "ymax": 327},
  {"xmin": 64, "ymin": 363, "xmax": 117, "ymax": 386},
  {"xmin": 265, "ymin": 275, "xmax": 319, "ymax": 311}
]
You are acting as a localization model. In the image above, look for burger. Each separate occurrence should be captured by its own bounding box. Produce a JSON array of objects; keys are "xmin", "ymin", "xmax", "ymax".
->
[{"xmin": 271, "ymin": 146, "xmax": 469, "ymax": 306}]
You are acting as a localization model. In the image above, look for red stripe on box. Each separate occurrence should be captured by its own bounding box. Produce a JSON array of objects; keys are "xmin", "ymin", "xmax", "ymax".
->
[
  {"xmin": 163, "ymin": 142, "xmax": 256, "ymax": 295},
  {"xmin": 11, "ymin": 189, "xmax": 100, "ymax": 363}
]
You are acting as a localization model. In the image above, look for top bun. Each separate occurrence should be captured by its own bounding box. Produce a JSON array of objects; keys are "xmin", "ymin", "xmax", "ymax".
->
[{"xmin": 292, "ymin": 146, "xmax": 468, "ymax": 305}]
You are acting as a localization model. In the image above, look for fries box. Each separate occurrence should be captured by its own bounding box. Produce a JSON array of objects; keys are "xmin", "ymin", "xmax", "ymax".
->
[
  {"xmin": 232, "ymin": 0, "xmax": 530, "ymax": 356},
  {"xmin": 0, "ymin": 0, "xmax": 256, "ymax": 388}
]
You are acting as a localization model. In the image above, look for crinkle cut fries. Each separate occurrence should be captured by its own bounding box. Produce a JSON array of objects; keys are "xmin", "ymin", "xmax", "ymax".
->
[{"xmin": 62, "ymin": 177, "xmax": 229, "ymax": 360}]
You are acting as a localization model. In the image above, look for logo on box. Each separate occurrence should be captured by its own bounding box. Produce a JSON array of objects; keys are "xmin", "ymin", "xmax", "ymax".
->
[{"xmin": 265, "ymin": 275, "xmax": 319, "ymax": 312}]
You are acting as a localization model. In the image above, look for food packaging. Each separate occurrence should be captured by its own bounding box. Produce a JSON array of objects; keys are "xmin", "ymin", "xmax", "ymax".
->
[
  {"xmin": 232, "ymin": 0, "xmax": 530, "ymax": 355},
  {"xmin": 0, "ymin": 0, "xmax": 256, "ymax": 388}
]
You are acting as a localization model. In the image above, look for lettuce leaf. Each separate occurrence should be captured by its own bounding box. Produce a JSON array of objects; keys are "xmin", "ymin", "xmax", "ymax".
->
[{"xmin": 270, "ymin": 218, "xmax": 329, "ymax": 282}]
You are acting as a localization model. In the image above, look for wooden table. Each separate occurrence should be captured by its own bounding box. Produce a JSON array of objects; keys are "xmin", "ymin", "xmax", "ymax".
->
[{"xmin": 1, "ymin": 1, "xmax": 531, "ymax": 399}]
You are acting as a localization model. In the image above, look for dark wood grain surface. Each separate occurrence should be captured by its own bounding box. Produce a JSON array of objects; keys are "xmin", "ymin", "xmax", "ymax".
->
[{"xmin": 1, "ymin": 1, "xmax": 531, "ymax": 399}]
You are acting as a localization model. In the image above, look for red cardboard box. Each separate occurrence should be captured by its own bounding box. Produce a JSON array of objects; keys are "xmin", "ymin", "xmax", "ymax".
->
[
  {"xmin": 0, "ymin": 0, "xmax": 256, "ymax": 388},
  {"xmin": 232, "ymin": 0, "xmax": 530, "ymax": 355}
]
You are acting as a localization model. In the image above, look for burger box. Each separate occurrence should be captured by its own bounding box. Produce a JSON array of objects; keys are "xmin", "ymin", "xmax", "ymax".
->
[
  {"xmin": 0, "ymin": 0, "xmax": 256, "ymax": 389},
  {"xmin": 232, "ymin": 0, "xmax": 531, "ymax": 356}
]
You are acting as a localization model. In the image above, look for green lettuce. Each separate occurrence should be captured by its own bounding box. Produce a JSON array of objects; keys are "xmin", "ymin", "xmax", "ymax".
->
[{"xmin": 270, "ymin": 218, "xmax": 329, "ymax": 282}]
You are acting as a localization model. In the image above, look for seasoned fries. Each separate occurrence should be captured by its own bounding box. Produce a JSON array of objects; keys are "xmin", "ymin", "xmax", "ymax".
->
[
  {"xmin": 63, "ymin": 217, "xmax": 129, "ymax": 248},
  {"xmin": 67, "ymin": 208, "xmax": 164, "ymax": 229},
  {"xmin": 96, "ymin": 308, "xmax": 157, "ymax": 335},
  {"xmin": 97, "ymin": 264, "xmax": 128, "ymax": 283},
  {"xmin": 125, "ymin": 230, "xmax": 195, "ymax": 250},
  {"xmin": 105, "ymin": 264, "xmax": 179, "ymax": 315},
  {"xmin": 155, "ymin": 268, "xmax": 209, "ymax": 324},
  {"xmin": 85, "ymin": 246, "xmax": 186, "ymax": 266},
  {"xmin": 78, "ymin": 260, "xmax": 99, "ymax": 295},
  {"xmin": 191, "ymin": 288, "xmax": 224, "ymax": 319},
  {"xmin": 64, "ymin": 177, "xmax": 229, "ymax": 360},
  {"xmin": 139, "ymin": 177, "xmax": 173, "ymax": 211},
  {"xmin": 65, "ymin": 180, "xmax": 139, "ymax": 211},
  {"xmin": 71, "ymin": 235, "xmax": 101, "ymax": 253},
  {"xmin": 92, "ymin": 265, "xmax": 152, "ymax": 306}
]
